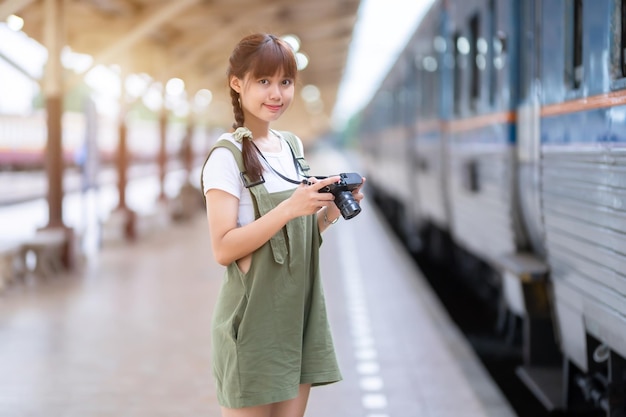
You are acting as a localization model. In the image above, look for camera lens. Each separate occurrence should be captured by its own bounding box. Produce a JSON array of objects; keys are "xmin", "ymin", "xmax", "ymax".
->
[{"xmin": 335, "ymin": 191, "xmax": 361, "ymax": 220}]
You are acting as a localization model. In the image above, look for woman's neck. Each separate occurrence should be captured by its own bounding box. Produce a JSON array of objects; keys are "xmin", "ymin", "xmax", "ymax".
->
[
  {"xmin": 243, "ymin": 117, "xmax": 268, "ymax": 135},
  {"xmin": 242, "ymin": 121, "xmax": 280, "ymax": 152},
  {"xmin": 251, "ymin": 129, "xmax": 281, "ymax": 153}
]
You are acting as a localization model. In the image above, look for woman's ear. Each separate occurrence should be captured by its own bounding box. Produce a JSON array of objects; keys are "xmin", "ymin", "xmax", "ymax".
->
[{"xmin": 230, "ymin": 76, "xmax": 242, "ymax": 94}]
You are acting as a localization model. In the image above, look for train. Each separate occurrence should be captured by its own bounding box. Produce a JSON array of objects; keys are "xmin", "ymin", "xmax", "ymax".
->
[
  {"xmin": 353, "ymin": 0, "xmax": 626, "ymax": 415},
  {"xmin": 0, "ymin": 109, "xmax": 206, "ymax": 171}
]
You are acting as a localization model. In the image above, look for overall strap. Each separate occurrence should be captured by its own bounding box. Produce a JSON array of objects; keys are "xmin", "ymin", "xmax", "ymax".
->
[
  {"xmin": 200, "ymin": 139, "xmax": 289, "ymax": 265},
  {"xmin": 201, "ymin": 140, "xmax": 263, "ymax": 201},
  {"xmin": 279, "ymin": 131, "xmax": 311, "ymax": 175}
]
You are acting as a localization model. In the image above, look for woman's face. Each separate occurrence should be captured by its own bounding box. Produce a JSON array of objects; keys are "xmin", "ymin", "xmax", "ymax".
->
[{"xmin": 233, "ymin": 71, "xmax": 295, "ymax": 124}]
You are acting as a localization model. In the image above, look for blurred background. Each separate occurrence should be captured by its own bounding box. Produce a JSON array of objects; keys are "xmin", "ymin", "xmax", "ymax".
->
[{"xmin": 0, "ymin": 0, "xmax": 430, "ymax": 247}]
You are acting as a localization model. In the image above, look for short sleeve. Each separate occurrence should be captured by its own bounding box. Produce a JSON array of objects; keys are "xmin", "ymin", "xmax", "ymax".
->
[{"xmin": 202, "ymin": 147, "xmax": 242, "ymax": 199}]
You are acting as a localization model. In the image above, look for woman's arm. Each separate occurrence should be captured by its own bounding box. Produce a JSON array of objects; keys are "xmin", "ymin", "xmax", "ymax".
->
[
  {"xmin": 206, "ymin": 176, "xmax": 341, "ymax": 266},
  {"xmin": 316, "ymin": 205, "xmax": 340, "ymax": 233}
]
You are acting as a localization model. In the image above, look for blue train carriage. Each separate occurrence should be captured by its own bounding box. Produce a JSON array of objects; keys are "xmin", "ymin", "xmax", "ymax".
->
[
  {"xmin": 408, "ymin": 0, "xmax": 450, "ymax": 256},
  {"xmin": 356, "ymin": 93, "xmax": 379, "ymax": 184},
  {"xmin": 356, "ymin": 10, "xmax": 430, "ymax": 247},
  {"xmin": 443, "ymin": 0, "xmax": 525, "ymax": 296},
  {"xmin": 357, "ymin": 71, "xmax": 411, "ymax": 226},
  {"xmin": 375, "ymin": 53, "xmax": 419, "ymax": 239},
  {"xmin": 357, "ymin": 1, "xmax": 450, "ymax": 253},
  {"xmin": 356, "ymin": 0, "xmax": 626, "ymax": 414},
  {"xmin": 516, "ymin": 0, "xmax": 626, "ymax": 414}
]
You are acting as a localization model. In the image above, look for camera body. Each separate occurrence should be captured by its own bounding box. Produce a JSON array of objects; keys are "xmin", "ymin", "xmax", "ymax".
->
[{"xmin": 318, "ymin": 172, "xmax": 363, "ymax": 220}]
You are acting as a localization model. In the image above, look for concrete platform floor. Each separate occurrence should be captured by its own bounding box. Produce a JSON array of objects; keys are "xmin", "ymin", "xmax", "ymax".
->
[{"xmin": 0, "ymin": 214, "xmax": 219, "ymax": 417}]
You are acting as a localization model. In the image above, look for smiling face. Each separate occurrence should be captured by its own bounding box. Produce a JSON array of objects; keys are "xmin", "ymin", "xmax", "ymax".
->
[
  {"xmin": 227, "ymin": 34, "xmax": 298, "ymax": 128},
  {"xmin": 230, "ymin": 71, "xmax": 295, "ymax": 124}
]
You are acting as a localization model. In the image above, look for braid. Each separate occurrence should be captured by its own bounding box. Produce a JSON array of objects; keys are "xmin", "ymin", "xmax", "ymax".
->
[
  {"xmin": 230, "ymin": 89, "xmax": 245, "ymax": 129},
  {"xmin": 230, "ymin": 86, "xmax": 263, "ymax": 182}
]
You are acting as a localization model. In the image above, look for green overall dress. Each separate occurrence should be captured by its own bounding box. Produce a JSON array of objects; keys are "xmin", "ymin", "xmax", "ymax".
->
[{"xmin": 204, "ymin": 133, "xmax": 342, "ymax": 408}]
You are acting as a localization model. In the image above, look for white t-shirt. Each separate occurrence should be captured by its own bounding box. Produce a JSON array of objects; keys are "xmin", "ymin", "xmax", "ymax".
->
[{"xmin": 202, "ymin": 130, "xmax": 306, "ymax": 227}]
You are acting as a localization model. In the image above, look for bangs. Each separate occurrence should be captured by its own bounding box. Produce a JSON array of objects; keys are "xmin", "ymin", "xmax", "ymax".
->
[{"xmin": 249, "ymin": 38, "xmax": 297, "ymax": 80}]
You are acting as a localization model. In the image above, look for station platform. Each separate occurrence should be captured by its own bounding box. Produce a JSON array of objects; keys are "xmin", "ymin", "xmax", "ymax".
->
[{"xmin": 0, "ymin": 146, "xmax": 517, "ymax": 417}]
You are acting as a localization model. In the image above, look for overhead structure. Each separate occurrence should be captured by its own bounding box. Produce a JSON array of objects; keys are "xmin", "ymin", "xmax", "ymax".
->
[{"xmin": 8, "ymin": 0, "xmax": 362, "ymax": 142}]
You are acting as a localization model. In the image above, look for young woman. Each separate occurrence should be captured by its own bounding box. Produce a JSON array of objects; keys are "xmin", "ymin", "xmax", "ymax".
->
[{"xmin": 201, "ymin": 33, "xmax": 365, "ymax": 417}]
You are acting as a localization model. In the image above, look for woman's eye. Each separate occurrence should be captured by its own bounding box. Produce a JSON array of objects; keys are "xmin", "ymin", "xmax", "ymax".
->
[
  {"xmin": 282, "ymin": 79, "xmax": 293, "ymax": 86},
  {"xmin": 259, "ymin": 79, "xmax": 269, "ymax": 85}
]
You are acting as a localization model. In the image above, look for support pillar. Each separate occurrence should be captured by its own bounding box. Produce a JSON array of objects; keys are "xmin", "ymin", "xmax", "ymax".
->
[
  {"xmin": 182, "ymin": 117, "xmax": 194, "ymax": 180},
  {"xmin": 113, "ymin": 72, "xmax": 136, "ymax": 240},
  {"xmin": 170, "ymin": 116, "xmax": 202, "ymax": 221},
  {"xmin": 158, "ymin": 105, "xmax": 168, "ymax": 201},
  {"xmin": 43, "ymin": 0, "xmax": 64, "ymax": 229},
  {"xmin": 42, "ymin": 0, "xmax": 74, "ymax": 269},
  {"xmin": 45, "ymin": 95, "xmax": 63, "ymax": 229}
]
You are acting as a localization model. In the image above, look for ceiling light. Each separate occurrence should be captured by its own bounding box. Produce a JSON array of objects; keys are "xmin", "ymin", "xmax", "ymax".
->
[
  {"xmin": 301, "ymin": 85, "xmax": 320, "ymax": 103},
  {"xmin": 194, "ymin": 89, "xmax": 213, "ymax": 108},
  {"xmin": 6, "ymin": 15, "xmax": 24, "ymax": 32},
  {"xmin": 281, "ymin": 34, "xmax": 301, "ymax": 52},
  {"xmin": 296, "ymin": 52, "xmax": 309, "ymax": 71},
  {"xmin": 166, "ymin": 78, "xmax": 185, "ymax": 96}
]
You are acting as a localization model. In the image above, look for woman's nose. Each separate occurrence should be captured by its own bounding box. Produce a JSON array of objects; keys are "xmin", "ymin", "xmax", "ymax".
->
[{"xmin": 268, "ymin": 84, "xmax": 280, "ymax": 99}]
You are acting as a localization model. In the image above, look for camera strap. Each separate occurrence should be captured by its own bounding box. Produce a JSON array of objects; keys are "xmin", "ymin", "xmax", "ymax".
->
[{"xmin": 252, "ymin": 138, "xmax": 312, "ymax": 186}]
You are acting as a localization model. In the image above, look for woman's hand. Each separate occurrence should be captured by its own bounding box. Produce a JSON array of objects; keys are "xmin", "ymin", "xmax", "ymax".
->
[
  {"xmin": 351, "ymin": 176, "xmax": 366, "ymax": 205},
  {"xmin": 281, "ymin": 176, "xmax": 341, "ymax": 220},
  {"xmin": 317, "ymin": 176, "xmax": 366, "ymax": 231}
]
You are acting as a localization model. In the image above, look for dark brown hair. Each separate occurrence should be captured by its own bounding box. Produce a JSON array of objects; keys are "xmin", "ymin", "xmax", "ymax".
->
[{"xmin": 227, "ymin": 33, "xmax": 297, "ymax": 181}]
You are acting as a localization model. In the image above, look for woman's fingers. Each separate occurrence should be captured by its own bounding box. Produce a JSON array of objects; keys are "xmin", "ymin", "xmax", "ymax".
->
[
  {"xmin": 310, "ymin": 176, "xmax": 340, "ymax": 188},
  {"xmin": 288, "ymin": 177, "xmax": 339, "ymax": 216}
]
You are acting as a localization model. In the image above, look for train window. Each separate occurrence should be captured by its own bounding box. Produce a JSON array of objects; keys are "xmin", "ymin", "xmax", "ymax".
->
[
  {"xmin": 519, "ymin": 0, "xmax": 539, "ymax": 101},
  {"xmin": 573, "ymin": 0, "xmax": 583, "ymax": 86},
  {"xmin": 407, "ymin": 62, "xmax": 418, "ymax": 125},
  {"xmin": 493, "ymin": 32, "xmax": 507, "ymax": 66},
  {"xmin": 622, "ymin": 0, "xmax": 626, "ymax": 77},
  {"xmin": 420, "ymin": 55, "xmax": 438, "ymax": 118},
  {"xmin": 488, "ymin": 0, "xmax": 497, "ymax": 106},
  {"xmin": 469, "ymin": 13, "xmax": 482, "ymax": 109},
  {"xmin": 393, "ymin": 88, "xmax": 402, "ymax": 126},
  {"xmin": 565, "ymin": 0, "xmax": 584, "ymax": 89},
  {"xmin": 610, "ymin": 0, "xmax": 626, "ymax": 83},
  {"xmin": 463, "ymin": 160, "xmax": 480, "ymax": 193},
  {"xmin": 453, "ymin": 32, "xmax": 463, "ymax": 115},
  {"xmin": 379, "ymin": 91, "xmax": 392, "ymax": 131},
  {"xmin": 418, "ymin": 63, "xmax": 427, "ymax": 118},
  {"xmin": 399, "ymin": 88, "xmax": 411, "ymax": 126}
]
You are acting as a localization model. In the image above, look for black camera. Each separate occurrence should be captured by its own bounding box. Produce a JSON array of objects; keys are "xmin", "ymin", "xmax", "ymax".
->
[{"xmin": 318, "ymin": 172, "xmax": 363, "ymax": 220}]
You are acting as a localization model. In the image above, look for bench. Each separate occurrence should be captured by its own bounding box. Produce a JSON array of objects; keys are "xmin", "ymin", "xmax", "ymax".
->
[
  {"xmin": 0, "ymin": 242, "xmax": 22, "ymax": 291},
  {"xmin": 20, "ymin": 229, "xmax": 68, "ymax": 279},
  {"xmin": 170, "ymin": 183, "xmax": 204, "ymax": 221}
]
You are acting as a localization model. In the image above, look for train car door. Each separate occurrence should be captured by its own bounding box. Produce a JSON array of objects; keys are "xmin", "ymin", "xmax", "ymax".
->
[
  {"xmin": 515, "ymin": 0, "xmax": 546, "ymax": 257},
  {"xmin": 514, "ymin": 0, "xmax": 565, "ymax": 411}
]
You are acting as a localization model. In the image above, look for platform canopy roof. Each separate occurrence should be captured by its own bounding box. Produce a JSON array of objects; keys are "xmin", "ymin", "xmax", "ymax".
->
[{"xmin": 3, "ymin": 0, "xmax": 362, "ymax": 142}]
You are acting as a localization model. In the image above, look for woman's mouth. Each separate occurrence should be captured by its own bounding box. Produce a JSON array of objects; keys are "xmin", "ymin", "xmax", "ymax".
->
[{"xmin": 265, "ymin": 104, "xmax": 282, "ymax": 112}]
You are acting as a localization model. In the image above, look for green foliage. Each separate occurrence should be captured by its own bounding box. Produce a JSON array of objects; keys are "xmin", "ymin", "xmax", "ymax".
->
[
  {"xmin": 128, "ymin": 100, "xmax": 158, "ymax": 121},
  {"xmin": 31, "ymin": 81, "xmax": 93, "ymax": 112}
]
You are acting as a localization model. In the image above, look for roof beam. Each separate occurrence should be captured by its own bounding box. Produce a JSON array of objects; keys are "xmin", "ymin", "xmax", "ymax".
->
[
  {"xmin": 0, "ymin": 0, "xmax": 37, "ymax": 21},
  {"xmin": 0, "ymin": 49, "xmax": 39, "ymax": 82},
  {"xmin": 157, "ymin": 2, "xmax": 289, "ymax": 81},
  {"xmin": 158, "ymin": 18, "xmax": 243, "ymax": 80},
  {"xmin": 80, "ymin": 0, "xmax": 201, "ymax": 74}
]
